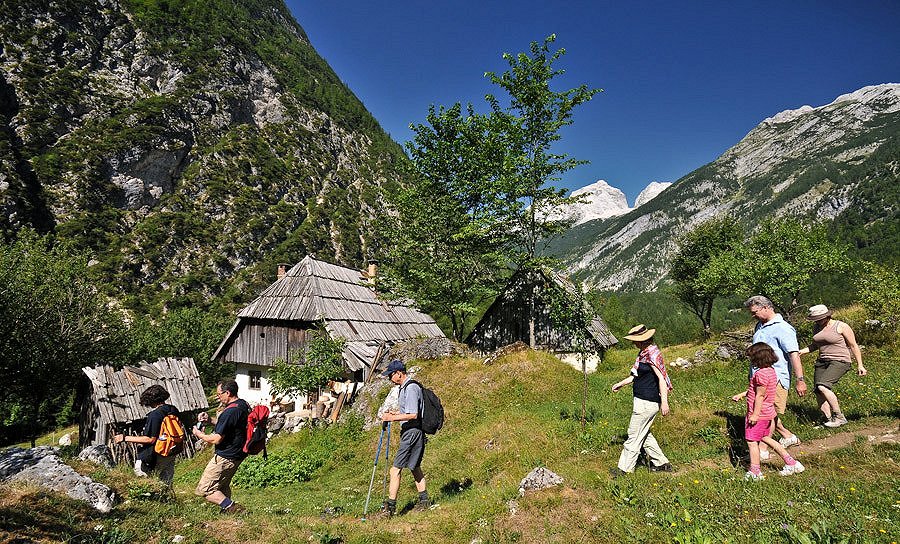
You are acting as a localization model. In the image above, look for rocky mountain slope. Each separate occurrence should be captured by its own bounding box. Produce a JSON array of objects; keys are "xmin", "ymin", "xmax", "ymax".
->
[
  {"xmin": 0, "ymin": 0, "xmax": 404, "ymax": 310},
  {"xmin": 551, "ymin": 84, "xmax": 900, "ymax": 290}
]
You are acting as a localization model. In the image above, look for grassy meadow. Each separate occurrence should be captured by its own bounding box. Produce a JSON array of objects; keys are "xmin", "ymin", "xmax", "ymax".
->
[{"xmin": 2, "ymin": 319, "xmax": 898, "ymax": 543}]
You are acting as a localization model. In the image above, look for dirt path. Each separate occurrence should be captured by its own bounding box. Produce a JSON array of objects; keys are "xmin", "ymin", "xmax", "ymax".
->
[{"xmin": 689, "ymin": 421, "xmax": 900, "ymax": 471}]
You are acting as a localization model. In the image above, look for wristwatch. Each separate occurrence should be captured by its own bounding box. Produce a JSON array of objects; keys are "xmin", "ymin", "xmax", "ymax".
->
[{"xmin": 796, "ymin": 376, "xmax": 805, "ymax": 382}]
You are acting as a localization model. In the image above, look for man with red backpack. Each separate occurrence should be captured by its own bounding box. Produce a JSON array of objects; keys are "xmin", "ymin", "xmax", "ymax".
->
[
  {"xmin": 193, "ymin": 379, "xmax": 250, "ymax": 514},
  {"xmin": 113, "ymin": 384, "xmax": 181, "ymax": 487}
]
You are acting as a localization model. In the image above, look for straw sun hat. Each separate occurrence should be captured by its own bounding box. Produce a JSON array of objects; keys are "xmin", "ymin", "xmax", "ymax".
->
[
  {"xmin": 806, "ymin": 304, "xmax": 833, "ymax": 321},
  {"xmin": 623, "ymin": 324, "xmax": 656, "ymax": 342}
]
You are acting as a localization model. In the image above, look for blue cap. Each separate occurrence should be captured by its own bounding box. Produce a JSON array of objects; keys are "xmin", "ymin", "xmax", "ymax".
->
[{"xmin": 381, "ymin": 359, "xmax": 406, "ymax": 377}]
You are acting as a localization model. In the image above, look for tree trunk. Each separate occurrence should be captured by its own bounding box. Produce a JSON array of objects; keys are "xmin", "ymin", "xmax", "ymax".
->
[{"xmin": 581, "ymin": 352, "xmax": 587, "ymax": 432}]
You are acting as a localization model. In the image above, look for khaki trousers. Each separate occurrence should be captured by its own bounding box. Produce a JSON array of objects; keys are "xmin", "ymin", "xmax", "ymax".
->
[{"xmin": 617, "ymin": 397, "xmax": 670, "ymax": 472}]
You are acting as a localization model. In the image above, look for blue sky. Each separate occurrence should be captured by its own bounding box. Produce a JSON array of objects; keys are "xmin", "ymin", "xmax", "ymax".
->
[{"xmin": 287, "ymin": 1, "xmax": 900, "ymax": 204}]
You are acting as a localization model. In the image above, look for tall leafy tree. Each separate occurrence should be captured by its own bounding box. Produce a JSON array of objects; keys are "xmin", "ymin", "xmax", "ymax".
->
[
  {"xmin": 485, "ymin": 34, "xmax": 600, "ymax": 265},
  {"xmin": 670, "ymin": 217, "xmax": 744, "ymax": 337},
  {"xmin": 738, "ymin": 219, "xmax": 850, "ymax": 317},
  {"xmin": 382, "ymin": 104, "xmax": 508, "ymax": 341},
  {"xmin": 0, "ymin": 230, "xmax": 124, "ymax": 446}
]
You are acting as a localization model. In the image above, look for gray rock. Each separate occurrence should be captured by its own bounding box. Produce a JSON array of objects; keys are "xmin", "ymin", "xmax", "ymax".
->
[
  {"xmin": 78, "ymin": 445, "xmax": 115, "ymax": 468},
  {"xmin": 716, "ymin": 345, "xmax": 734, "ymax": 360},
  {"xmin": 0, "ymin": 447, "xmax": 117, "ymax": 512},
  {"xmin": 518, "ymin": 467, "xmax": 563, "ymax": 495}
]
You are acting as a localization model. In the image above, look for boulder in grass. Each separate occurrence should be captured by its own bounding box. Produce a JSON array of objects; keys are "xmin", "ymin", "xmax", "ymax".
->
[
  {"xmin": 518, "ymin": 467, "xmax": 564, "ymax": 496},
  {"xmin": 0, "ymin": 447, "xmax": 117, "ymax": 512},
  {"xmin": 78, "ymin": 445, "xmax": 115, "ymax": 468}
]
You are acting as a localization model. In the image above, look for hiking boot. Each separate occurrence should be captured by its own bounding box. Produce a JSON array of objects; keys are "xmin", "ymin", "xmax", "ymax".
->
[
  {"xmin": 743, "ymin": 471, "xmax": 765, "ymax": 481},
  {"xmin": 778, "ymin": 435, "xmax": 801, "ymax": 448},
  {"xmin": 824, "ymin": 415, "xmax": 847, "ymax": 428},
  {"xmin": 220, "ymin": 502, "xmax": 246, "ymax": 515},
  {"xmin": 609, "ymin": 467, "xmax": 628, "ymax": 479},
  {"xmin": 413, "ymin": 499, "xmax": 432, "ymax": 512},
  {"xmin": 372, "ymin": 502, "xmax": 395, "ymax": 519},
  {"xmin": 779, "ymin": 461, "xmax": 806, "ymax": 476},
  {"xmin": 649, "ymin": 463, "xmax": 674, "ymax": 473}
]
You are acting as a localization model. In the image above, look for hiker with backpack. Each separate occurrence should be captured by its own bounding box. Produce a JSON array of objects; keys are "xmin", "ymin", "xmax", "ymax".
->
[
  {"xmin": 113, "ymin": 384, "xmax": 183, "ymax": 487},
  {"xmin": 377, "ymin": 360, "xmax": 434, "ymax": 517},
  {"xmin": 192, "ymin": 379, "xmax": 250, "ymax": 514}
]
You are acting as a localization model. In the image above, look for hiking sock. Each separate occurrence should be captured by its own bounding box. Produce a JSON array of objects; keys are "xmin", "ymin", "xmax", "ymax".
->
[
  {"xmin": 219, "ymin": 497, "xmax": 234, "ymax": 512},
  {"xmin": 418, "ymin": 491, "xmax": 430, "ymax": 503},
  {"xmin": 749, "ymin": 464, "xmax": 762, "ymax": 475}
]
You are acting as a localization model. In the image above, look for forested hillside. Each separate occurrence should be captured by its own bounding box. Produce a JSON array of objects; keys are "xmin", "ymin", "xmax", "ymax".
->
[{"xmin": 0, "ymin": 0, "xmax": 404, "ymax": 312}]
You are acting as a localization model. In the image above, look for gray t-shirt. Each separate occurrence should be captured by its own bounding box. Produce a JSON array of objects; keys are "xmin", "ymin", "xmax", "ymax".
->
[{"xmin": 398, "ymin": 378, "xmax": 423, "ymax": 432}]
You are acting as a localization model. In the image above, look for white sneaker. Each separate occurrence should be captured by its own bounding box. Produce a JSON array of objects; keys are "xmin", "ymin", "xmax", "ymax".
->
[
  {"xmin": 779, "ymin": 461, "xmax": 805, "ymax": 476},
  {"xmin": 824, "ymin": 415, "xmax": 847, "ymax": 428},
  {"xmin": 744, "ymin": 471, "xmax": 765, "ymax": 481},
  {"xmin": 759, "ymin": 449, "xmax": 771, "ymax": 461},
  {"xmin": 778, "ymin": 435, "xmax": 801, "ymax": 448}
]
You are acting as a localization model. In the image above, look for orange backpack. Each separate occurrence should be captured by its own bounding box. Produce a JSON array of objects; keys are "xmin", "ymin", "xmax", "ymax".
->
[{"xmin": 154, "ymin": 413, "xmax": 186, "ymax": 457}]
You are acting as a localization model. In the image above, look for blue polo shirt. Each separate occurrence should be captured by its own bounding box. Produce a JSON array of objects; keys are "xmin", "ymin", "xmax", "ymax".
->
[{"xmin": 752, "ymin": 313, "xmax": 799, "ymax": 390}]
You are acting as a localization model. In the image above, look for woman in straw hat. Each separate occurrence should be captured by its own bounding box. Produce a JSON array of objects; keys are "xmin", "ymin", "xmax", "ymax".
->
[
  {"xmin": 798, "ymin": 305, "xmax": 866, "ymax": 428},
  {"xmin": 610, "ymin": 324, "xmax": 674, "ymax": 477}
]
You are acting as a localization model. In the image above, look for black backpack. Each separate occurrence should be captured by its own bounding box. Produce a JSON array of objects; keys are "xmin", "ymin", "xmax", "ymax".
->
[{"xmin": 405, "ymin": 380, "xmax": 444, "ymax": 434}]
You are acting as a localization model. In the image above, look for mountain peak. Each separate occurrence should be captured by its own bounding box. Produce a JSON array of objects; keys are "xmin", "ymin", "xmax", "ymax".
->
[
  {"xmin": 566, "ymin": 180, "xmax": 630, "ymax": 224},
  {"xmin": 634, "ymin": 181, "xmax": 672, "ymax": 208}
]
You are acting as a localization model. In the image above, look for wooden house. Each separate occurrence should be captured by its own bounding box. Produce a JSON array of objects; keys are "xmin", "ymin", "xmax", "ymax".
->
[
  {"xmin": 211, "ymin": 256, "xmax": 445, "ymax": 407},
  {"xmin": 80, "ymin": 357, "xmax": 209, "ymax": 462},
  {"xmin": 466, "ymin": 267, "xmax": 617, "ymax": 371}
]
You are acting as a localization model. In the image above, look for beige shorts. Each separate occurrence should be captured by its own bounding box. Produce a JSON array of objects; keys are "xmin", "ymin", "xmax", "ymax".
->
[
  {"xmin": 195, "ymin": 454, "xmax": 241, "ymax": 497},
  {"xmin": 773, "ymin": 383, "xmax": 788, "ymax": 415}
]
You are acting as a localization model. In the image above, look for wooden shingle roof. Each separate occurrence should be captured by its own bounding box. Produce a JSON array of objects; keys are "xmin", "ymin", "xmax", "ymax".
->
[
  {"xmin": 213, "ymin": 256, "xmax": 445, "ymax": 371},
  {"xmin": 82, "ymin": 357, "xmax": 209, "ymax": 425}
]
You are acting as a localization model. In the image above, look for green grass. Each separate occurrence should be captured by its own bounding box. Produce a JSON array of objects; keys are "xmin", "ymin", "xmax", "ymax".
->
[{"xmin": 2, "ymin": 336, "xmax": 898, "ymax": 543}]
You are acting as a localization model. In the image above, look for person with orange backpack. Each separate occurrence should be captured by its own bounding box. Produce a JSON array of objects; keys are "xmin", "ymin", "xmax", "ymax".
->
[{"xmin": 113, "ymin": 384, "xmax": 184, "ymax": 487}]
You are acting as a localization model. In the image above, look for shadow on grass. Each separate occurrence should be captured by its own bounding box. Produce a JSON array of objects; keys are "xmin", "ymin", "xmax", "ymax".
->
[
  {"xmin": 440, "ymin": 477, "xmax": 473, "ymax": 497},
  {"xmin": 715, "ymin": 410, "xmax": 747, "ymax": 467},
  {"xmin": 0, "ymin": 490, "xmax": 106, "ymax": 543}
]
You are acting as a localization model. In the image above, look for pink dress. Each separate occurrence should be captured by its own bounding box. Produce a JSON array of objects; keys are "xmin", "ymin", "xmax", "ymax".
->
[{"xmin": 745, "ymin": 367, "xmax": 778, "ymax": 441}]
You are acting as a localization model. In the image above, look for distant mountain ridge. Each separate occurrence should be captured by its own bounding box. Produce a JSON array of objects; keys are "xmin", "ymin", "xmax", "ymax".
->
[
  {"xmin": 551, "ymin": 83, "xmax": 900, "ymax": 290},
  {"xmin": 559, "ymin": 180, "xmax": 672, "ymax": 225},
  {"xmin": 0, "ymin": 0, "xmax": 404, "ymax": 310}
]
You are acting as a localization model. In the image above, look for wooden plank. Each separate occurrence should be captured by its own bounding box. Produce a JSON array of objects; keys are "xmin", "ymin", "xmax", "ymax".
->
[{"xmin": 329, "ymin": 391, "xmax": 346, "ymax": 423}]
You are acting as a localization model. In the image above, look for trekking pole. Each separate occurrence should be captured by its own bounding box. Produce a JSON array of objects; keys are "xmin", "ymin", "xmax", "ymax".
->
[
  {"xmin": 361, "ymin": 422, "xmax": 387, "ymax": 520},
  {"xmin": 380, "ymin": 421, "xmax": 392, "ymax": 500}
]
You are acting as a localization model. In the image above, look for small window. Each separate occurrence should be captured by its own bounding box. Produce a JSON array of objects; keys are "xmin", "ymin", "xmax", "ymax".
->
[{"xmin": 249, "ymin": 370, "xmax": 262, "ymax": 390}]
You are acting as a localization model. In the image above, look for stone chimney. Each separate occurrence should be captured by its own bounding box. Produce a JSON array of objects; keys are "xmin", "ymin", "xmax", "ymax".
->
[
  {"xmin": 361, "ymin": 260, "xmax": 378, "ymax": 284},
  {"xmin": 277, "ymin": 263, "xmax": 289, "ymax": 279}
]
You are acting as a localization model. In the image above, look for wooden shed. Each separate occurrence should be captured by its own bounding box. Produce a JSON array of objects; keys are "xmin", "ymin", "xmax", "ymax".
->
[
  {"xmin": 466, "ymin": 267, "xmax": 617, "ymax": 367},
  {"xmin": 80, "ymin": 357, "xmax": 209, "ymax": 460},
  {"xmin": 211, "ymin": 255, "xmax": 446, "ymax": 407}
]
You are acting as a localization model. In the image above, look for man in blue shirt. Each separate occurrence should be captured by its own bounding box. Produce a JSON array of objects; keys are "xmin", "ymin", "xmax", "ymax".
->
[
  {"xmin": 745, "ymin": 296, "xmax": 807, "ymax": 456},
  {"xmin": 378, "ymin": 360, "xmax": 430, "ymax": 517}
]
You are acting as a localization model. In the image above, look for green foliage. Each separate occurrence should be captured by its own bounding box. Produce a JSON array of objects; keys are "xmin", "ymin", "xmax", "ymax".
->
[
  {"xmin": 782, "ymin": 521, "xmax": 851, "ymax": 544},
  {"xmin": 382, "ymin": 104, "xmax": 509, "ymax": 340},
  {"xmin": 670, "ymin": 216, "xmax": 744, "ymax": 336},
  {"xmin": 737, "ymin": 219, "xmax": 851, "ymax": 315},
  {"xmin": 268, "ymin": 327, "xmax": 346, "ymax": 398},
  {"xmin": 856, "ymin": 261, "xmax": 900, "ymax": 325},
  {"xmin": 126, "ymin": 306, "xmax": 233, "ymax": 386},
  {"xmin": 0, "ymin": 229, "xmax": 125, "ymax": 446},
  {"xmin": 591, "ymin": 290, "xmax": 746, "ymax": 345},
  {"xmin": 231, "ymin": 452, "xmax": 326, "ymax": 489},
  {"xmin": 484, "ymin": 34, "xmax": 600, "ymax": 265}
]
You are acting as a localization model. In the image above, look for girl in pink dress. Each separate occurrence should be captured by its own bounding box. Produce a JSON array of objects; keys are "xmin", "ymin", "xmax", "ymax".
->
[{"xmin": 731, "ymin": 342, "xmax": 806, "ymax": 480}]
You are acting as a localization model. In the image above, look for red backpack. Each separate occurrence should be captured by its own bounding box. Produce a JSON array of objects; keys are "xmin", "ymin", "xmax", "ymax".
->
[{"xmin": 244, "ymin": 404, "xmax": 269, "ymax": 459}]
